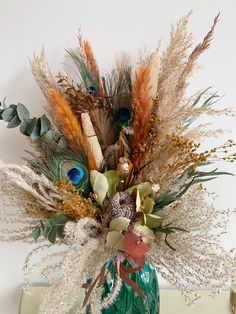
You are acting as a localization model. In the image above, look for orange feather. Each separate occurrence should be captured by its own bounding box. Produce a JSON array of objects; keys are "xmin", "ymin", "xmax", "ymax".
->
[
  {"xmin": 47, "ymin": 89, "xmax": 97, "ymax": 169},
  {"xmin": 83, "ymin": 40, "xmax": 104, "ymax": 98},
  {"xmin": 131, "ymin": 63, "xmax": 153, "ymax": 169}
]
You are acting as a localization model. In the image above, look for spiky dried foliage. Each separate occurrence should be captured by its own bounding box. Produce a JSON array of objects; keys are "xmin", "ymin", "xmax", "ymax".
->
[
  {"xmin": 30, "ymin": 48, "xmax": 60, "ymax": 97},
  {"xmin": 37, "ymin": 219, "xmax": 117, "ymax": 314},
  {"xmin": 148, "ymin": 185, "xmax": 236, "ymax": 304},
  {"xmin": 106, "ymin": 53, "xmax": 132, "ymax": 110},
  {"xmin": 131, "ymin": 62, "xmax": 153, "ymax": 169},
  {"xmin": 47, "ymin": 88, "xmax": 97, "ymax": 169},
  {"xmin": 57, "ymin": 70, "xmax": 95, "ymax": 115}
]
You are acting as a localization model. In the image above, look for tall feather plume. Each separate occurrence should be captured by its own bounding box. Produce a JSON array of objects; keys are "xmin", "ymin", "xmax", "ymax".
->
[
  {"xmin": 175, "ymin": 13, "xmax": 220, "ymax": 103},
  {"xmin": 30, "ymin": 48, "xmax": 60, "ymax": 97},
  {"xmin": 131, "ymin": 62, "xmax": 153, "ymax": 169},
  {"xmin": 142, "ymin": 14, "xmax": 221, "ymax": 187},
  {"xmin": 106, "ymin": 53, "xmax": 132, "ymax": 111},
  {"xmin": 82, "ymin": 39, "xmax": 104, "ymax": 98},
  {"xmin": 47, "ymin": 89, "xmax": 97, "ymax": 170}
]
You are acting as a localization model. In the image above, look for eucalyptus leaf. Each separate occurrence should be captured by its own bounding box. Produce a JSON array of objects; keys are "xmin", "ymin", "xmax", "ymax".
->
[
  {"xmin": 32, "ymin": 226, "xmax": 41, "ymax": 242},
  {"xmin": 31, "ymin": 118, "xmax": 41, "ymax": 140},
  {"xmin": 7, "ymin": 115, "xmax": 21, "ymax": 128},
  {"xmin": 17, "ymin": 103, "xmax": 30, "ymax": 121},
  {"xmin": 40, "ymin": 115, "xmax": 51, "ymax": 136},
  {"xmin": 20, "ymin": 118, "xmax": 36, "ymax": 135},
  {"xmin": 47, "ymin": 225, "xmax": 57, "ymax": 244},
  {"xmin": 2, "ymin": 106, "xmax": 16, "ymax": 122}
]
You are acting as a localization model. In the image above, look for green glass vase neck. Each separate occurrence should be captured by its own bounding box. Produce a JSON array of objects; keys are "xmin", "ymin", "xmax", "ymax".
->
[{"xmin": 87, "ymin": 260, "xmax": 160, "ymax": 314}]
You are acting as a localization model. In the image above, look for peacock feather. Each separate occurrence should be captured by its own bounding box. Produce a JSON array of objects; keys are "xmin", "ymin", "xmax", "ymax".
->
[{"xmin": 27, "ymin": 140, "xmax": 91, "ymax": 195}]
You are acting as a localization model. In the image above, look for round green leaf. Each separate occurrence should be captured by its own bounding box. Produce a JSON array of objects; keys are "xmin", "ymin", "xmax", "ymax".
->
[
  {"xmin": 106, "ymin": 231, "xmax": 124, "ymax": 250},
  {"xmin": 17, "ymin": 103, "xmax": 30, "ymax": 121},
  {"xmin": 110, "ymin": 217, "xmax": 130, "ymax": 232},
  {"xmin": 7, "ymin": 115, "xmax": 21, "ymax": 128}
]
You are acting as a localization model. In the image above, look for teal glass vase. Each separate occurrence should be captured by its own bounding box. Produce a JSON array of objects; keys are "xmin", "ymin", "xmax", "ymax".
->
[{"xmin": 87, "ymin": 260, "xmax": 160, "ymax": 314}]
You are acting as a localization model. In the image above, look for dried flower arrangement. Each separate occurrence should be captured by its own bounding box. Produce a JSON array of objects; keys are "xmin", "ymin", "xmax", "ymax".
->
[{"xmin": 0, "ymin": 11, "xmax": 236, "ymax": 314}]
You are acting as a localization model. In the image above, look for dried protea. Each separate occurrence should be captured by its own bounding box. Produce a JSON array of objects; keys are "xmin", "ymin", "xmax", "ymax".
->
[{"xmin": 102, "ymin": 192, "xmax": 136, "ymax": 226}]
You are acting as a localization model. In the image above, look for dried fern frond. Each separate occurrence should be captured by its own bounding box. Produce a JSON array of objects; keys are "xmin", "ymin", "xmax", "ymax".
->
[
  {"xmin": 57, "ymin": 70, "xmax": 95, "ymax": 115},
  {"xmin": 30, "ymin": 48, "xmax": 60, "ymax": 97}
]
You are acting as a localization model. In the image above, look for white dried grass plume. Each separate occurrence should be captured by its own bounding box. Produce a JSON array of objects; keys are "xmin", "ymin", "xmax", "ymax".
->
[
  {"xmin": 0, "ymin": 160, "xmax": 62, "ymax": 241},
  {"xmin": 30, "ymin": 48, "xmax": 60, "ymax": 97},
  {"xmin": 38, "ymin": 218, "xmax": 116, "ymax": 314},
  {"xmin": 148, "ymin": 185, "xmax": 236, "ymax": 304}
]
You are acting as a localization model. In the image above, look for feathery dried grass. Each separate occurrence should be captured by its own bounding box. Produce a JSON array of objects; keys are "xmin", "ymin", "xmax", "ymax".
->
[
  {"xmin": 148, "ymin": 185, "xmax": 235, "ymax": 304},
  {"xmin": 38, "ymin": 219, "xmax": 115, "ymax": 314},
  {"xmin": 176, "ymin": 13, "xmax": 220, "ymax": 104},
  {"xmin": 30, "ymin": 48, "xmax": 60, "ymax": 97},
  {"xmin": 131, "ymin": 63, "xmax": 153, "ymax": 169},
  {"xmin": 47, "ymin": 88, "xmax": 97, "ymax": 169}
]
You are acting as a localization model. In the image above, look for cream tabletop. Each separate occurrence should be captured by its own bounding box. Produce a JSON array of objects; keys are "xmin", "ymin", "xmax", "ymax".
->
[{"xmin": 20, "ymin": 286, "xmax": 232, "ymax": 313}]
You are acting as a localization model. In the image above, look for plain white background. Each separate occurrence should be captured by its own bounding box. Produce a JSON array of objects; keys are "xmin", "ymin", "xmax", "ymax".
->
[{"xmin": 0, "ymin": 0, "xmax": 236, "ymax": 313}]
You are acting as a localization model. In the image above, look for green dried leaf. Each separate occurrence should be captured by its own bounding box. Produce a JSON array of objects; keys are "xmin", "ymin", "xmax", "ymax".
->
[
  {"xmin": 143, "ymin": 197, "xmax": 154, "ymax": 214},
  {"xmin": 30, "ymin": 118, "xmax": 41, "ymax": 140},
  {"xmin": 17, "ymin": 103, "xmax": 30, "ymax": 121},
  {"xmin": 2, "ymin": 106, "xmax": 16, "ymax": 122},
  {"xmin": 47, "ymin": 225, "xmax": 57, "ymax": 244},
  {"xmin": 7, "ymin": 115, "xmax": 21, "ymax": 128},
  {"xmin": 104, "ymin": 170, "xmax": 120, "ymax": 198},
  {"xmin": 19, "ymin": 118, "xmax": 36, "ymax": 135},
  {"xmin": 90, "ymin": 170, "xmax": 109, "ymax": 205},
  {"xmin": 32, "ymin": 226, "xmax": 41, "ymax": 242},
  {"xmin": 40, "ymin": 115, "xmax": 51, "ymax": 136},
  {"xmin": 145, "ymin": 214, "xmax": 163, "ymax": 228}
]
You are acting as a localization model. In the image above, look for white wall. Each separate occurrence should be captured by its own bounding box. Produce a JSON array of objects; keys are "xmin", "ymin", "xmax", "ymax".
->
[{"xmin": 0, "ymin": 0, "xmax": 236, "ymax": 313}]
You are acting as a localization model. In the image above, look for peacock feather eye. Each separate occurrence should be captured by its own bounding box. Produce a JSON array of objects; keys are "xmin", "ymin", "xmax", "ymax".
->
[
  {"xmin": 87, "ymin": 86, "xmax": 97, "ymax": 96},
  {"xmin": 115, "ymin": 107, "xmax": 132, "ymax": 128},
  {"xmin": 60, "ymin": 160, "xmax": 89, "ymax": 193},
  {"xmin": 67, "ymin": 166, "xmax": 85, "ymax": 185}
]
